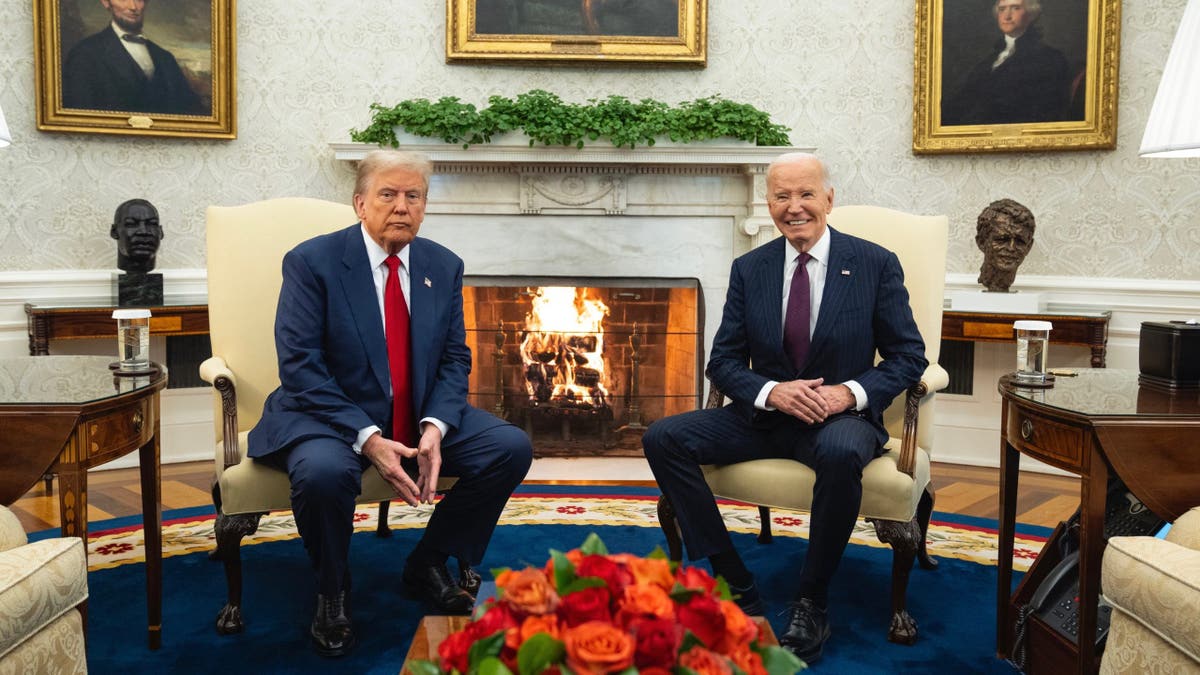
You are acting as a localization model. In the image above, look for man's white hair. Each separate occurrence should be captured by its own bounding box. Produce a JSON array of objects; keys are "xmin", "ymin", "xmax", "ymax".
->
[{"xmin": 766, "ymin": 152, "xmax": 832, "ymax": 189}]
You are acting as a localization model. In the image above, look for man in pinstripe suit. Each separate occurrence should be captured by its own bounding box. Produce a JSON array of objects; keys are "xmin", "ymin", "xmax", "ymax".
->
[{"xmin": 642, "ymin": 153, "xmax": 927, "ymax": 664}]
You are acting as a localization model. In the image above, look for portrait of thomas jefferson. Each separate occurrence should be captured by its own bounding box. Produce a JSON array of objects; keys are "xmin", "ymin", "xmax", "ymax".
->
[
  {"xmin": 58, "ymin": 0, "xmax": 212, "ymax": 116},
  {"xmin": 940, "ymin": 0, "xmax": 1089, "ymax": 126}
]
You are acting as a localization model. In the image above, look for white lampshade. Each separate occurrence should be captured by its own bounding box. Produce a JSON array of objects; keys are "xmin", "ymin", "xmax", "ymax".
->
[
  {"xmin": 1140, "ymin": 0, "xmax": 1200, "ymax": 157},
  {"xmin": 0, "ymin": 103, "xmax": 10, "ymax": 148}
]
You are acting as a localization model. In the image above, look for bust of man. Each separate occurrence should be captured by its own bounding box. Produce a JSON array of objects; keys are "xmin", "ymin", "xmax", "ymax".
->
[
  {"xmin": 111, "ymin": 199, "xmax": 164, "ymax": 274},
  {"xmin": 976, "ymin": 199, "xmax": 1035, "ymax": 293}
]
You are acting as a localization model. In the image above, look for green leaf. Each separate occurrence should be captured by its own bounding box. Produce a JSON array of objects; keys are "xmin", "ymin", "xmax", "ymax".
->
[
  {"xmin": 715, "ymin": 576, "xmax": 733, "ymax": 601},
  {"xmin": 668, "ymin": 583, "xmax": 700, "ymax": 603},
  {"xmin": 679, "ymin": 629, "xmax": 703, "ymax": 654},
  {"xmin": 516, "ymin": 633, "xmax": 566, "ymax": 675},
  {"xmin": 579, "ymin": 533, "xmax": 608, "ymax": 556},
  {"xmin": 477, "ymin": 656, "xmax": 515, "ymax": 675},
  {"xmin": 560, "ymin": 576, "xmax": 608, "ymax": 596},
  {"xmin": 756, "ymin": 644, "xmax": 806, "ymax": 674},
  {"xmin": 406, "ymin": 659, "xmax": 442, "ymax": 675},
  {"xmin": 551, "ymin": 549, "xmax": 577, "ymax": 592},
  {"xmin": 468, "ymin": 631, "xmax": 508, "ymax": 668},
  {"xmin": 646, "ymin": 546, "xmax": 667, "ymax": 560}
]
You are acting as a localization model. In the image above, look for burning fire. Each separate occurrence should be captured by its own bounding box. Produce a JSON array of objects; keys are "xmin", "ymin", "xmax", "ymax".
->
[{"xmin": 520, "ymin": 287, "xmax": 610, "ymax": 407}]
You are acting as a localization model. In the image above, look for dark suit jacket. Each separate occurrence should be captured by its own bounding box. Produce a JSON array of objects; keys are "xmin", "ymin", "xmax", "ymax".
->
[
  {"xmin": 705, "ymin": 227, "xmax": 927, "ymax": 439},
  {"xmin": 61, "ymin": 26, "xmax": 206, "ymax": 115},
  {"xmin": 248, "ymin": 225, "xmax": 504, "ymax": 458},
  {"xmin": 941, "ymin": 26, "xmax": 1071, "ymax": 125}
]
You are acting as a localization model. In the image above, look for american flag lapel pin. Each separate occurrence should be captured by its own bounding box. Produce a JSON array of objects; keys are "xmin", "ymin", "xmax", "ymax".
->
[
  {"xmin": 841, "ymin": 269, "xmax": 851, "ymax": 276},
  {"xmin": 424, "ymin": 277, "xmax": 432, "ymax": 287}
]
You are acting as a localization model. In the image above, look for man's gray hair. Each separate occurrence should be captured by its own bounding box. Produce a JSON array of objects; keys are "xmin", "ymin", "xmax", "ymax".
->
[
  {"xmin": 766, "ymin": 152, "xmax": 833, "ymax": 189},
  {"xmin": 993, "ymin": 0, "xmax": 1042, "ymax": 19},
  {"xmin": 354, "ymin": 149, "xmax": 434, "ymax": 198}
]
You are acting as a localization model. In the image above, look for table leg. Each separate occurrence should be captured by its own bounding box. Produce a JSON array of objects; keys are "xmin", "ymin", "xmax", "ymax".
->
[
  {"xmin": 139, "ymin": 431, "xmax": 163, "ymax": 650},
  {"xmin": 1077, "ymin": 449, "xmax": 1107, "ymax": 674},
  {"xmin": 996, "ymin": 437, "xmax": 1020, "ymax": 658}
]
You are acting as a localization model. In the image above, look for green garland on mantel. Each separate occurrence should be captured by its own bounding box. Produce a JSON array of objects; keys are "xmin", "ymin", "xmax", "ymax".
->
[{"xmin": 350, "ymin": 90, "xmax": 791, "ymax": 149}]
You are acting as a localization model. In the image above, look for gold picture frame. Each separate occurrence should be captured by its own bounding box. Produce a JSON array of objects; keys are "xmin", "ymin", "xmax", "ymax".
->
[
  {"xmin": 446, "ymin": 0, "xmax": 706, "ymax": 65},
  {"xmin": 912, "ymin": 0, "xmax": 1119, "ymax": 154},
  {"xmin": 34, "ymin": 0, "xmax": 236, "ymax": 139}
]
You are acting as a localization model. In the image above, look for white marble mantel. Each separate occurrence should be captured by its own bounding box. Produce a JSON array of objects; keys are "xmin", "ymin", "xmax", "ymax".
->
[{"xmin": 329, "ymin": 141, "xmax": 811, "ymax": 249}]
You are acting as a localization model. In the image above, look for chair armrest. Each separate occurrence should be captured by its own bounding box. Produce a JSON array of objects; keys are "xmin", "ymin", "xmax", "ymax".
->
[
  {"xmin": 0, "ymin": 506, "xmax": 28, "ymax": 553},
  {"xmin": 896, "ymin": 363, "xmax": 948, "ymax": 476},
  {"xmin": 1102, "ymin": 535, "xmax": 1200, "ymax": 659},
  {"xmin": 1166, "ymin": 507, "xmax": 1200, "ymax": 551},
  {"xmin": 200, "ymin": 356, "xmax": 242, "ymax": 470}
]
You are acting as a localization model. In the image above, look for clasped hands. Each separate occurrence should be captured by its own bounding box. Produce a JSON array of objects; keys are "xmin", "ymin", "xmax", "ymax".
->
[
  {"xmin": 362, "ymin": 425, "xmax": 442, "ymax": 507},
  {"xmin": 767, "ymin": 377, "xmax": 855, "ymax": 424}
]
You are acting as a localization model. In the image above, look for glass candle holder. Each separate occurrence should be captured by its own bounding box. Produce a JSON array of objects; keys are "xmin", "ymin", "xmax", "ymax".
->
[
  {"xmin": 112, "ymin": 309, "xmax": 152, "ymax": 374},
  {"xmin": 1014, "ymin": 320, "xmax": 1052, "ymax": 383}
]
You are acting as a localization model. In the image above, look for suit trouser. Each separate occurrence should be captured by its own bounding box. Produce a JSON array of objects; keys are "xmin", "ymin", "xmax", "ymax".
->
[
  {"xmin": 643, "ymin": 405, "xmax": 881, "ymax": 600},
  {"xmin": 264, "ymin": 420, "xmax": 532, "ymax": 596}
]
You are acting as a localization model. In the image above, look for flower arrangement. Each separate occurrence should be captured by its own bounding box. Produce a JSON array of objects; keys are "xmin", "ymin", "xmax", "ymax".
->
[{"xmin": 408, "ymin": 534, "xmax": 804, "ymax": 675}]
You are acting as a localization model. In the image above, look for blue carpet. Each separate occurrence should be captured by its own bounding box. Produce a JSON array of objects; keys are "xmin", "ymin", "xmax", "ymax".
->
[{"xmin": 82, "ymin": 511, "xmax": 1021, "ymax": 674}]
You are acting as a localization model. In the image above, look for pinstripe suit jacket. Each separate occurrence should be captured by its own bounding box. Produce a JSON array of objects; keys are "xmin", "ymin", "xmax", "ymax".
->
[{"xmin": 706, "ymin": 226, "xmax": 927, "ymax": 438}]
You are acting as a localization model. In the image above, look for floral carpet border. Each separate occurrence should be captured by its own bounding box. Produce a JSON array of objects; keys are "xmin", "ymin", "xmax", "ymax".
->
[{"xmin": 86, "ymin": 494, "xmax": 1043, "ymax": 572}]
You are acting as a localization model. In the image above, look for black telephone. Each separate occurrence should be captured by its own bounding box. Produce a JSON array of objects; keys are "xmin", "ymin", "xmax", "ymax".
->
[{"xmin": 1012, "ymin": 479, "xmax": 1164, "ymax": 666}]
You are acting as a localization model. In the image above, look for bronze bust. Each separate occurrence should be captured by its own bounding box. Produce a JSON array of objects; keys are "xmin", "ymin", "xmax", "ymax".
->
[
  {"xmin": 976, "ymin": 199, "xmax": 1035, "ymax": 293},
  {"xmin": 111, "ymin": 199, "xmax": 164, "ymax": 274},
  {"xmin": 111, "ymin": 199, "xmax": 165, "ymax": 305}
]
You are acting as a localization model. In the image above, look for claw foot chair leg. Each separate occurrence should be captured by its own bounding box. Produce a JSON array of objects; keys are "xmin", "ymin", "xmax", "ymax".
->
[
  {"xmin": 376, "ymin": 500, "xmax": 392, "ymax": 537},
  {"xmin": 657, "ymin": 496, "xmax": 684, "ymax": 562},
  {"xmin": 916, "ymin": 487, "xmax": 938, "ymax": 570},
  {"xmin": 870, "ymin": 517, "xmax": 922, "ymax": 645},
  {"xmin": 213, "ymin": 509, "xmax": 264, "ymax": 635}
]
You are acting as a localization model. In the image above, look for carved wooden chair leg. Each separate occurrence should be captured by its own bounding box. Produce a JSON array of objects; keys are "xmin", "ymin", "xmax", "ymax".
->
[
  {"xmin": 757, "ymin": 506, "xmax": 773, "ymax": 544},
  {"xmin": 656, "ymin": 495, "xmax": 684, "ymax": 562},
  {"xmin": 376, "ymin": 499, "xmax": 392, "ymax": 538},
  {"xmin": 916, "ymin": 487, "xmax": 938, "ymax": 570},
  {"xmin": 869, "ymin": 517, "xmax": 921, "ymax": 645},
  {"xmin": 213, "ymin": 509, "xmax": 264, "ymax": 635}
]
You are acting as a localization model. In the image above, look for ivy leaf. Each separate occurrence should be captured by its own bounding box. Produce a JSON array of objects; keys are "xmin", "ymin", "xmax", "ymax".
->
[
  {"xmin": 579, "ymin": 533, "xmax": 608, "ymax": 556},
  {"xmin": 516, "ymin": 632, "xmax": 565, "ymax": 675}
]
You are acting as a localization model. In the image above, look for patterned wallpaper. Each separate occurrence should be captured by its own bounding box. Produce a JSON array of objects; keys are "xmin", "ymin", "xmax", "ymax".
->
[{"xmin": 0, "ymin": 0, "xmax": 1197, "ymax": 280}]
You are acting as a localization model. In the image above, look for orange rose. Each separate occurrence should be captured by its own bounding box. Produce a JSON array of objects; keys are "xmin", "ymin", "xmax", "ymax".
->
[
  {"xmin": 520, "ymin": 613, "xmax": 562, "ymax": 642},
  {"xmin": 679, "ymin": 646, "xmax": 733, "ymax": 675},
  {"xmin": 617, "ymin": 583, "xmax": 676, "ymax": 626},
  {"xmin": 564, "ymin": 621, "xmax": 636, "ymax": 674},
  {"xmin": 617, "ymin": 555, "xmax": 674, "ymax": 590},
  {"xmin": 716, "ymin": 600, "xmax": 759, "ymax": 654},
  {"xmin": 728, "ymin": 644, "xmax": 768, "ymax": 675},
  {"xmin": 496, "ymin": 566, "xmax": 560, "ymax": 615}
]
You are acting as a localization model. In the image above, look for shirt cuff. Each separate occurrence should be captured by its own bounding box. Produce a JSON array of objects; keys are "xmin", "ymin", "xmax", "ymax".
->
[
  {"xmin": 421, "ymin": 417, "xmax": 448, "ymax": 440},
  {"xmin": 755, "ymin": 381, "xmax": 779, "ymax": 410},
  {"xmin": 354, "ymin": 425, "xmax": 381, "ymax": 454},
  {"xmin": 844, "ymin": 380, "xmax": 868, "ymax": 411}
]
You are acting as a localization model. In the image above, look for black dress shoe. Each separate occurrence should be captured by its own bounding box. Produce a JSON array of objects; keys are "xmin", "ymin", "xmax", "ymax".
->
[
  {"xmin": 404, "ymin": 561, "xmax": 475, "ymax": 614},
  {"xmin": 310, "ymin": 591, "xmax": 355, "ymax": 657},
  {"xmin": 458, "ymin": 564, "xmax": 482, "ymax": 597},
  {"xmin": 779, "ymin": 598, "xmax": 831, "ymax": 664},
  {"xmin": 728, "ymin": 580, "xmax": 764, "ymax": 616}
]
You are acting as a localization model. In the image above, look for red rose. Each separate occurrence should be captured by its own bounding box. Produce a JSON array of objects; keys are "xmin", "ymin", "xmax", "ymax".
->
[
  {"xmin": 677, "ymin": 593, "xmax": 727, "ymax": 649},
  {"xmin": 630, "ymin": 617, "xmax": 682, "ymax": 670},
  {"xmin": 575, "ymin": 554, "xmax": 634, "ymax": 594},
  {"xmin": 437, "ymin": 628, "xmax": 475, "ymax": 673},
  {"xmin": 559, "ymin": 586, "xmax": 613, "ymax": 626},
  {"xmin": 675, "ymin": 566, "xmax": 718, "ymax": 594}
]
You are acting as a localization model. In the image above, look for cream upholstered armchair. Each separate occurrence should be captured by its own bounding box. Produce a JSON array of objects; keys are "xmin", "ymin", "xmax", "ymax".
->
[
  {"xmin": 0, "ymin": 505, "xmax": 88, "ymax": 674},
  {"xmin": 657, "ymin": 205, "xmax": 950, "ymax": 645},
  {"xmin": 1099, "ymin": 506, "xmax": 1200, "ymax": 673},
  {"xmin": 201, "ymin": 198, "xmax": 453, "ymax": 635}
]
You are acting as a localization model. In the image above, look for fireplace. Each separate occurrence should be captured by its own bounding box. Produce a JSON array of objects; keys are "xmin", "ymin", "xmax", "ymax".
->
[{"xmin": 464, "ymin": 276, "xmax": 703, "ymax": 457}]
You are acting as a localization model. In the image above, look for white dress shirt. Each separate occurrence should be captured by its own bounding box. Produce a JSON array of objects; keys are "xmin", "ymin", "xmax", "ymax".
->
[
  {"xmin": 353, "ymin": 227, "xmax": 447, "ymax": 453},
  {"xmin": 755, "ymin": 227, "xmax": 868, "ymax": 412}
]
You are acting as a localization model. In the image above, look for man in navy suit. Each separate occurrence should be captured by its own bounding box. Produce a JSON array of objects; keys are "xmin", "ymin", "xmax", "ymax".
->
[
  {"xmin": 248, "ymin": 150, "xmax": 532, "ymax": 657},
  {"xmin": 62, "ymin": 0, "xmax": 206, "ymax": 115},
  {"xmin": 642, "ymin": 153, "xmax": 926, "ymax": 663}
]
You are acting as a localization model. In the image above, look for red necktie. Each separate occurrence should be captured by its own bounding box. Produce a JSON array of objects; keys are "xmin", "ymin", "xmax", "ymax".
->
[
  {"xmin": 783, "ymin": 252, "xmax": 811, "ymax": 373},
  {"xmin": 384, "ymin": 255, "xmax": 416, "ymax": 446}
]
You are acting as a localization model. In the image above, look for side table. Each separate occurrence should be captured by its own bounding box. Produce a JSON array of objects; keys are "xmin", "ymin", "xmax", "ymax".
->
[{"xmin": 943, "ymin": 309, "xmax": 1111, "ymax": 368}]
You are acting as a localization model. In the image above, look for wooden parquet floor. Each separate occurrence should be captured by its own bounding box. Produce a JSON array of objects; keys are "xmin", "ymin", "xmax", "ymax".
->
[{"xmin": 8, "ymin": 461, "xmax": 1080, "ymax": 535}]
